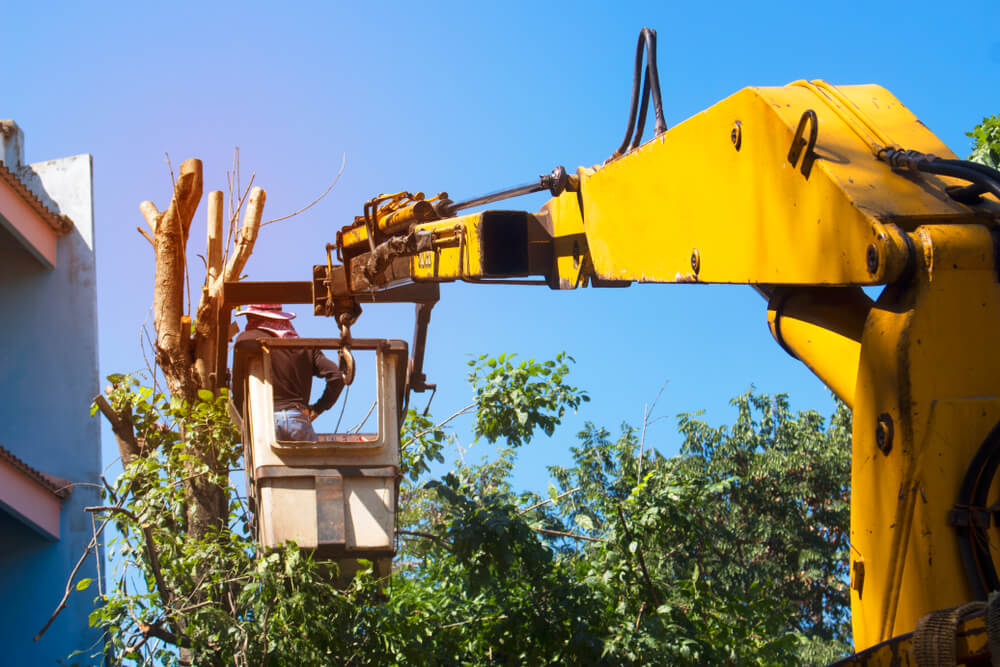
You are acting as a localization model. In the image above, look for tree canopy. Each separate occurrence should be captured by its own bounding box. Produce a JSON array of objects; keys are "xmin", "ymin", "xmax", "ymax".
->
[{"xmin": 78, "ymin": 353, "xmax": 852, "ymax": 665}]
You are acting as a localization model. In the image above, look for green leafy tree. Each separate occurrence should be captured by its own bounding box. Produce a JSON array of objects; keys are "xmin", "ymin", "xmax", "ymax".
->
[
  {"xmin": 968, "ymin": 114, "xmax": 1000, "ymax": 168},
  {"xmin": 79, "ymin": 354, "xmax": 591, "ymax": 664},
  {"xmin": 543, "ymin": 393, "xmax": 852, "ymax": 664},
  {"xmin": 75, "ymin": 353, "xmax": 851, "ymax": 665}
]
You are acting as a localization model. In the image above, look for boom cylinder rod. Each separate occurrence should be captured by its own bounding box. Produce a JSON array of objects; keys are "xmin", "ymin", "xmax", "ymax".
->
[
  {"xmin": 449, "ymin": 181, "xmax": 549, "ymax": 213},
  {"xmin": 448, "ymin": 167, "xmax": 568, "ymax": 214}
]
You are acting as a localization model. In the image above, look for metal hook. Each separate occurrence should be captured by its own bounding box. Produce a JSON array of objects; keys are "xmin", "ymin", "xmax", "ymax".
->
[
  {"xmin": 338, "ymin": 322, "xmax": 355, "ymax": 386},
  {"xmin": 788, "ymin": 109, "xmax": 819, "ymax": 179},
  {"xmin": 338, "ymin": 347, "xmax": 355, "ymax": 386}
]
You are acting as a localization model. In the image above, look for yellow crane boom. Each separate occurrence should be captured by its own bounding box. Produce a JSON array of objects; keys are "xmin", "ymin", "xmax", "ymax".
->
[
  {"xmin": 227, "ymin": 31, "xmax": 1000, "ymax": 663},
  {"xmin": 319, "ymin": 77, "xmax": 1000, "ymax": 660}
]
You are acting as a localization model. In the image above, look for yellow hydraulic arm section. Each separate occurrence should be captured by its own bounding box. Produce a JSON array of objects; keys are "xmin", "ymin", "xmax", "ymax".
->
[{"xmin": 318, "ymin": 77, "xmax": 1000, "ymax": 659}]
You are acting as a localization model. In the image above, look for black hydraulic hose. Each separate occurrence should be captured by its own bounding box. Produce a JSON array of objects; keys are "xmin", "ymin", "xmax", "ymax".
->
[
  {"xmin": 971, "ymin": 495, "xmax": 1000, "ymax": 594},
  {"xmin": 612, "ymin": 28, "xmax": 668, "ymax": 158},
  {"xmin": 936, "ymin": 160, "xmax": 1000, "ymax": 203},
  {"xmin": 938, "ymin": 158, "xmax": 1000, "ymax": 184},
  {"xmin": 613, "ymin": 31, "xmax": 649, "ymax": 157},
  {"xmin": 630, "ymin": 74, "xmax": 652, "ymax": 151},
  {"xmin": 642, "ymin": 28, "xmax": 667, "ymax": 137},
  {"xmin": 954, "ymin": 418, "xmax": 1000, "ymax": 599},
  {"xmin": 917, "ymin": 161, "xmax": 1000, "ymax": 201},
  {"xmin": 970, "ymin": 429, "xmax": 1000, "ymax": 592},
  {"xmin": 878, "ymin": 148, "xmax": 1000, "ymax": 204},
  {"xmin": 947, "ymin": 183, "xmax": 990, "ymax": 204}
]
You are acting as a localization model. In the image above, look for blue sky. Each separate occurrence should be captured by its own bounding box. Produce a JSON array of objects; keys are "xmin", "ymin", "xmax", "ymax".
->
[{"xmin": 5, "ymin": 1, "xmax": 999, "ymax": 490}]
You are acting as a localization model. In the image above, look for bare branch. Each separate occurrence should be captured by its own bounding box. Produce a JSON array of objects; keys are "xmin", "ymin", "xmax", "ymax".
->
[
  {"xmin": 440, "ymin": 614, "xmax": 508, "ymax": 630},
  {"xmin": 617, "ymin": 506, "xmax": 661, "ymax": 607},
  {"xmin": 93, "ymin": 394, "xmax": 141, "ymax": 465},
  {"xmin": 85, "ymin": 505, "xmax": 137, "ymax": 519},
  {"xmin": 262, "ymin": 152, "xmax": 346, "ymax": 226},
  {"xmin": 518, "ymin": 487, "xmax": 581, "ymax": 515},
  {"xmin": 397, "ymin": 529, "xmax": 451, "ymax": 550},
  {"xmin": 139, "ymin": 620, "xmax": 191, "ymax": 648},
  {"xmin": 222, "ymin": 170, "xmax": 255, "ymax": 275},
  {"xmin": 140, "ymin": 201, "xmax": 160, "ymax": 234},
  {"xmin": 101, "ymin": 474, "xmax": 119, "ymax": 504},
  {"xmin": 222, "ymin": 186, "xmax": 265, "ymax": 284},
  {"xmin": 400, "ymin": 401, "xmax": 477, "ymax": 451},
  {"xmin": 205, "ymin": 191, "xmax": 224, "ymax": 284},
  {"xmin": 137, "ymin": 226, "xmax": 154, "ymax": 246},
  {"xmin": 87, "ymin": 506, "xmax": 177, "ymax": 615},
  {"xmin": 639, "ymin": 380, "xmax": 668, "ymax": 477},
  {"xmin": 534, "ymin": 527, "xmax": 606, "ymax": 543},
  {"xmin": 35, "ymin": 515, "xmax": 111, "ymax": 640}
]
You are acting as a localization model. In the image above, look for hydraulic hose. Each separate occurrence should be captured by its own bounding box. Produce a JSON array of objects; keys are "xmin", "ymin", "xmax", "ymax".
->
[
  {"xmin": 878, "ymin": 149, "xmax": 1000, "ymax": 203},
  {"xmin": 611, "ymin": 28, "xmax": 667, "ymax": 159},
  {"xmin": 920, "ymin": 162, "xmax": 1000, "ymax": 201},
  {"xmin": 954, "ymin": 418, "xmax": 1000, "ymax": 599}
]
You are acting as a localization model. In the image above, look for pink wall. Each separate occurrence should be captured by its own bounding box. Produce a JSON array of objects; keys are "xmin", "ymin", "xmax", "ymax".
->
[
  {"xmin": 0, "ymin": 457, "xmax": 61, "ymax": 540},
  {"xmin": 0, "ymin": 177, "xmax": 58, "ymax": 268}
]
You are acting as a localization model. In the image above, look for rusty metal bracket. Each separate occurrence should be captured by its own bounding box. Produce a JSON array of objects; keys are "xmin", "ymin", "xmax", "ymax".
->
[
  {"xmin": 407, "ymin": 302, "xmax": 434, "ymax": 394},
  {"xmin": 948, "ymin": 506, "xmax": 991, "ymax": 529},
  {"xmin": 315, "ymin": 470, "xmax": 346, "ymax": 547},
  {"xmin": 788, "ymin": 109, "xmax": 819, "ymax": 179}
]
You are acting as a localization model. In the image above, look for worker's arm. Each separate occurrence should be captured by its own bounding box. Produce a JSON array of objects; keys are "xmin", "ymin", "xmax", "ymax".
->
[{"xmin": 308, "ymin": 350, "xmax": 343, "ymax": 417}]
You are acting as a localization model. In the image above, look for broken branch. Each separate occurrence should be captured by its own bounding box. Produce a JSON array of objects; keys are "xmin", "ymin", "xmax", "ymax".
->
[
  {"xmin": 222, "ymin": 186, "xmax": 265, "ymax": 284},
  {"xmin": 93, "ymin": 394, "xmax": 141, "ymax": 465}
]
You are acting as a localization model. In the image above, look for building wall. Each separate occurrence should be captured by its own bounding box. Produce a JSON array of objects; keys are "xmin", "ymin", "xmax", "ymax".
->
[{"xmin": 0, "ymin": 132, "xmax": 103, "ymax": 664}]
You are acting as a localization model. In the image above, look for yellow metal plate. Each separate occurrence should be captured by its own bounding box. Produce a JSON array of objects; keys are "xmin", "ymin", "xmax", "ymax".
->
[{"xmin": 577, "ymin": 83, "xmax": 993, "ymax": 286}]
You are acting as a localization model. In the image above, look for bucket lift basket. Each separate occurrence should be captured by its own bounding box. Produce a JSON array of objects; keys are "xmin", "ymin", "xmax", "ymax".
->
[{"xmin": 232, "ymin": 337, "xmax": 407, "ymax": 577}]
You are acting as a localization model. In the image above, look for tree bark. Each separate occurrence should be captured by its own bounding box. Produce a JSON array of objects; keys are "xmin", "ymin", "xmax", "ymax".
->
[
  {"xmin": 149, "ymin": 158, "xmax": 203, "ymax": 403},
  {"xmin": 141, "ymin": 159, "xmax": 266, "ymax": 541}
]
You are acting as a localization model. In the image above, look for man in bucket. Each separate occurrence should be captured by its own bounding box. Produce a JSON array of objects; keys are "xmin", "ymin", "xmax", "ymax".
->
[{"xmin": 234, "ymin": 304, "xmax": 344, "ymax": 441}]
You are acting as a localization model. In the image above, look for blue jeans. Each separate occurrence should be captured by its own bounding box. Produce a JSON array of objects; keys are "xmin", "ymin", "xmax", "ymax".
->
[{"xmin": 274, "ymin": 409, "xmax": 318, "ymax": 442}]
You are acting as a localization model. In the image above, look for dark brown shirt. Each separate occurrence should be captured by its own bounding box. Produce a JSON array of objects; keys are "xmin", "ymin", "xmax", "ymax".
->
[{"xmin": 233, "ymin": 330, "xmax": 344, "ymax": 414}]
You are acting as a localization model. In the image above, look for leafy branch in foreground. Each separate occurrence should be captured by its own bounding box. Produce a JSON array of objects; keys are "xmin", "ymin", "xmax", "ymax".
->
[
  {"xmin": 968, "ymin": 114, "xmax": 1000, "ymax": 168},
  {"xmin": 74, "ymin": 352, "xmax": 850, "ymax": 665},
  {"xmin": 78, "ymin": 353, "xmax": 588, "ymax": 665}
]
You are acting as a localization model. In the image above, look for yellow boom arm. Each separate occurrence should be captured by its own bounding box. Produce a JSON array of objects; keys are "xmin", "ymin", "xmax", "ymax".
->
[{"xmin": 322, "ymin": 80, "xmax": 1000, "ymax": 659}]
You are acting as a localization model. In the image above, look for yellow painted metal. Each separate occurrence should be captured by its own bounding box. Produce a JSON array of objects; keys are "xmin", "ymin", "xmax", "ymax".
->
[
  {"xmin": 536, "ymin": 180, "xmax": 590, "ymax": 288},
  {"xmin": 339, "ymin": 192, "xmax": 446, "ymax": 254},
  {"xmin": 409, "ymin": 214, "xmax": 486, "ymax": 281},
  {"xmin": 850, "ymin": 224, "xmax": 1000, "ymax": 650},
  {"xmin": 832, "ymin": 615, "xmax": 989, "ymax": 665},
  {"xmin": 339, "ymin": 221, "xmax": 371, "ymax": 250},
  {"xmin": 766, "ymin": 286, "xmax": 873, "ymax": 408},
  {"xmin": 329, "ymin": 80, "xmax": 1000, "ymax": 655},
  {"xmin": 342, "ymin": 82, "xmax": 997, "ymax": 292},
  {"xmin": 574, "ymin": 83, "xmax": 995, "ymax": 285}
]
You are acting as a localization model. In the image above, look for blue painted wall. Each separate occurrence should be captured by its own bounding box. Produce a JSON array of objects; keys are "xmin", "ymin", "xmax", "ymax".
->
[{"xmin": 0, "ymin": 179, "xmax": 104, "ymax": 664}]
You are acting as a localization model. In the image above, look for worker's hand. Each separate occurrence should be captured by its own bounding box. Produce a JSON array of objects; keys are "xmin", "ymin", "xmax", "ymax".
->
[{"xmin": 305, "ymin": 407, "xmax": 320, "ymax": 422}]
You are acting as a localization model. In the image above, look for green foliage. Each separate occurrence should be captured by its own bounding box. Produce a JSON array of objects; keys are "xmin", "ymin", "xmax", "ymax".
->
[
  {"xmin": 968, "ymin": 115, "xmax": 1000, "ymax": 168},
  {"xmin": 399, "ymin": 409, "xmax": 447, "ymax": 481},
  {"xmin": 468, "ymin": 352, "xmax": 588, "ymax": 447},
  {"xmin": 543, "ymin": 392, "xmax": 852, "ymax": 664},
  {"xmin": 673, "ymin": 393, "xmax": 853, "ymax": 645},
  {"xmin": 82, "ymin": 361, "xmax": 851, "ymax": 665}
]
